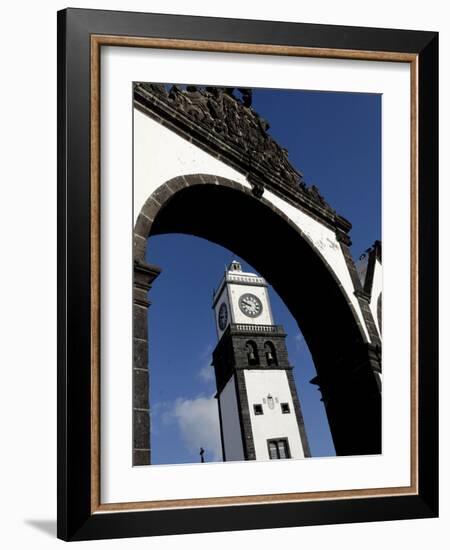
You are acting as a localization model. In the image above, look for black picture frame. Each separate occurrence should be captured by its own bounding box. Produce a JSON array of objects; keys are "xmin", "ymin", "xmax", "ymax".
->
[{"xmin": 57, "ymin": 8, "xmax": 438, "ymax": 541}]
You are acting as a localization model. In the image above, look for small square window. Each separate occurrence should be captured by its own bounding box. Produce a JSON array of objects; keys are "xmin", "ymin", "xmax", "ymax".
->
[
  {"xmin": 253, "ymin": 404, "xmax": 263, "ymax": 415},
  {"xmin": 281, "ymin": 403, "xmax": 290, "ymax": 414}
]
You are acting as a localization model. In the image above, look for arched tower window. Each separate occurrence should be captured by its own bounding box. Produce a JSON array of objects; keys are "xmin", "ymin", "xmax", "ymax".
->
[
  {"xmin": 246, "ymin": 341, "xmax": 259, "ymax": 366},
  {"xmin": 264, "ymin": 341, "xmax": 278, "ymax": 366}
]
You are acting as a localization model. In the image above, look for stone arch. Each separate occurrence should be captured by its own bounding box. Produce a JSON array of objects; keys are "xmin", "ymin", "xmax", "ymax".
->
[
  {"xmin": 133, "ymin": 174, "xmax": 382, "ymax": 465},
  {"xmin": 245, "ymin": 341, "xmax": 259, "ymax": 366},
  {"xmin": 264, "ymin": 341, "xmax": 278, "ymax": 366},
  {"xmin": 134, "ymin": 173, "xmax": 369, "ymax": 341}
]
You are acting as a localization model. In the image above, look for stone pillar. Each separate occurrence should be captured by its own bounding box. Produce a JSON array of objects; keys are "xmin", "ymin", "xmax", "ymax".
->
[
  {"xmin": 133, "ymin": 259, "xmax": 161, "ymax": 466},
  {"xmin": 311, "ymin": 342, "xmax": 382, "ymax": 456},
  {"xmin": 234, "ymin": 370, "xmax": 256, "ymax": 460}
]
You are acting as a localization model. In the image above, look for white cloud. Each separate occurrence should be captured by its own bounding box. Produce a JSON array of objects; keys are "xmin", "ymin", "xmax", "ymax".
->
[
  {"xmin": 199, "ymin": 343, "xmax": 214, "ymax": 358},
  {"xmin": 295, "ymin": 333, "xmax": 305, "ymax": 351},
  {"xmin": 197, "ymin": 343, "xmax": 215, "ymax": 384},
  {"xmin": 165, "ymin": 394, "xmax": 222, "ymax": 462},
  {"xmin": 198, "ymin": 363, "xmax": 214, "ymax": 383}
]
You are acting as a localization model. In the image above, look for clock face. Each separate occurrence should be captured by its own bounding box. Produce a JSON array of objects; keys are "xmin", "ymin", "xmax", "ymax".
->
[
  {"xmin": 239, "ymin": 293, "xmax": 263, "ymax": 318},
  {"xmin": 218, "ymin": 302, "xmax": 228, "ymax": 330}
]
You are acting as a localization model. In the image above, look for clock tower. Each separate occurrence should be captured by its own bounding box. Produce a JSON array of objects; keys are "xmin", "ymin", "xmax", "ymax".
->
[{"xmin": 212, "ymin": 261, "xmax": 311, "ymax": 461}]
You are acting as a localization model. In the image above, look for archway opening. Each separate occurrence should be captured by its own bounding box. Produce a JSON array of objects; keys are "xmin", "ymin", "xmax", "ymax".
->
[
  {"xmin": 140, "ymin": 181, "xmax": 380, "ymax": 458},
  {"xmin": 146, "ymin": 233, "xmax": 336, "ymax": 464}
]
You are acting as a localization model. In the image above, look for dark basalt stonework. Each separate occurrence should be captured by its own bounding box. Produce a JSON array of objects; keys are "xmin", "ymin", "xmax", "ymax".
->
[
  {"xmin": 362, "ymin": 240, "xmax": 382, "ymax": 297},
  {"xmin": 134, "ymin": 83, "xmax": 352, "ymax": 240},
  {"xmin": 212, "ymin": 324, "xmax": 290, "ymax": 394},
  {"xmin": 132, "ymin": 260, "xmax": 161, "ymax": 466}
]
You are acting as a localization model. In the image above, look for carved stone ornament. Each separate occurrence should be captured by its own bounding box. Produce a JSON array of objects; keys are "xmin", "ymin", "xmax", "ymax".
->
[{"xmin": 134, "ymin": 83, "xmax": 341, "ymax": 219}]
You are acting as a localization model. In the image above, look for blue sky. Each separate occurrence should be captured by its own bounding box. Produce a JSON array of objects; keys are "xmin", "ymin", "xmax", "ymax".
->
[{"xmin": 143, "ymin": 87, "xmax": 381, "ymax": 465}]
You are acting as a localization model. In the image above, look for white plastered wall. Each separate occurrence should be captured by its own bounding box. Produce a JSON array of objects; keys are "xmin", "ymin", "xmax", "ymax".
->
[
  {"xmin": 134, "ymin": 108, "xmax": 370, "ymax": 341},
  {"xmin": 228, "ymin": 283, "xmax": 273, "ymax": 326},
  {"xmin": 245, "ymin": 370, "xmax": 306, "ymax": 460},
  {"xmin": 370, "ymin": 258, "xmax": 383, "ymax": 335}
]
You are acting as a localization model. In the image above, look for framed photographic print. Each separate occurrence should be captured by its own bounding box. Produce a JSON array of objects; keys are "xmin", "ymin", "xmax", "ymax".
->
[{"xmin": 57, "ymin": 8, "xmax": 438, "ymax": 541}]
